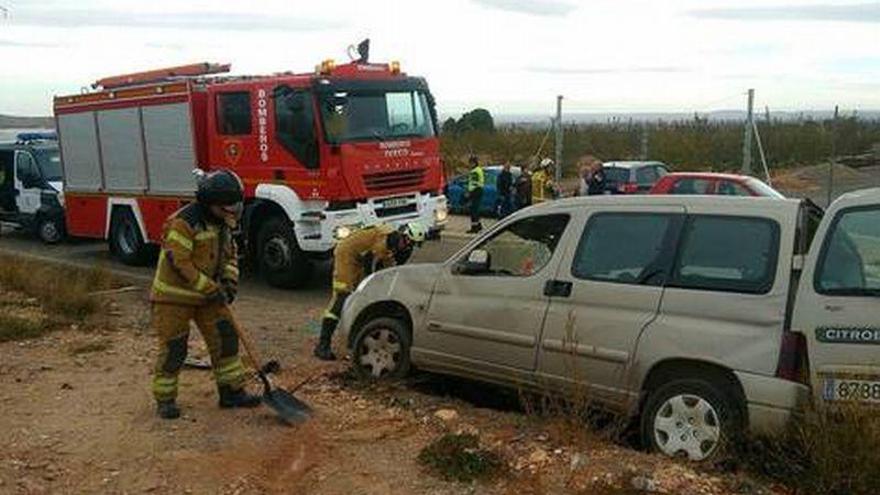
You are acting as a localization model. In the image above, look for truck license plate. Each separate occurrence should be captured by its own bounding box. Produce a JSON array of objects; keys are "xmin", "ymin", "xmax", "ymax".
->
[
  {"xmin": 383, "ymin": 197, "xmax": 409, "ymax": 208},
  {"xmin": 823, "ymin": 378, "xmax": 880, "ymax": 403}
]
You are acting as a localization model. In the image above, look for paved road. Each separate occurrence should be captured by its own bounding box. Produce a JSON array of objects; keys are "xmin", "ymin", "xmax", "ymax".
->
[{"xmin": 0, "ymin": 224, "xmax": 473, "ymax": 307}]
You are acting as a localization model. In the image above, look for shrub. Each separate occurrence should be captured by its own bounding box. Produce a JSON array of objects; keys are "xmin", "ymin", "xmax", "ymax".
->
[{"xmin": 418, "ymin": 433, "xmax": 504, "ymax": 482}]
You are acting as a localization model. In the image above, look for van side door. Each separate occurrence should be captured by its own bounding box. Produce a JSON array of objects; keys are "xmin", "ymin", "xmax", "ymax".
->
[
  {"xmin": 420, "ymin": 213, "xmax": 572, "ymax": 379},
  {"xmin": 537, "ymin": 206, "xmax": 684, "ymax": 406},
  {"xmin": 794, "ymin": 199, "xmax": 880, "ymax": 405}
]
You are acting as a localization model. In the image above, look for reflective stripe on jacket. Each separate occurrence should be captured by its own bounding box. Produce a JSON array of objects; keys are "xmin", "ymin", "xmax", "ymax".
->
[
  {"xmin": 467, "ymin": 166, "xmax": 485, "ymax": 192},
  {"xmin": 150, "ymin": 203, "xmax": 238, "ymax": 305},
  {"xmin": 332, "ymin": 224, "xmax": 396, "ymax": 291}
]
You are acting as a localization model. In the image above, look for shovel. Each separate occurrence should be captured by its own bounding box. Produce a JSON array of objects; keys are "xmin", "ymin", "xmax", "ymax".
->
[{"xmin": 228, "ymin": 312, "xmax": 312, "ymax": 424}]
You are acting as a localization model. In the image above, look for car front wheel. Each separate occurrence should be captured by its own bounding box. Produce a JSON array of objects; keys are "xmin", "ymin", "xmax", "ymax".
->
[{"xmin": 351, "ymin": 317, "xmax": 411, "ymax": 380}]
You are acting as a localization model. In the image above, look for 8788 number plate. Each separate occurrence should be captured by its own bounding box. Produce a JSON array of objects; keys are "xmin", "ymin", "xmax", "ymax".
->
[{"xmin": 823, "ymin": 378, "xmax": 880, "ymax": 403}]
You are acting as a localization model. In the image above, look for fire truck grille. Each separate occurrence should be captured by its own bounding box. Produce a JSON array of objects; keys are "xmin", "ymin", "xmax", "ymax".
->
[
  {"xmin": 376, "ymin": 204, "xmax": 418, "ymax": 218},
  {"xmin": 363, "ymin": 169, "xmax": 427, "ymax": 192}
]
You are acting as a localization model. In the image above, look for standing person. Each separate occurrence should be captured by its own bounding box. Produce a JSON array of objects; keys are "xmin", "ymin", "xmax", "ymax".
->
[
  {"xmin": 531, "ymin": 158, "xmax": 556, "ymax": 203},
  {"xmin": 466, "ymin": 156, "xmax": 485, "ymax": 233},
  {"xmin": 314, "ymin": 222, "xmax": 428, "ymax": 360},
  {"xmin": 150, "ymin": 169, "xmax": 260, "ymax": 420},
  {"xmin": 495, "ymin": 162, "xmax": 514, "ymax": 218},
  {"xmin": 514, "ymin": 163, "xmax": 532, "ymax": 211},
  {"xmin": 587, "ymin": 159, "xmax": 607, "ymax": 195}
]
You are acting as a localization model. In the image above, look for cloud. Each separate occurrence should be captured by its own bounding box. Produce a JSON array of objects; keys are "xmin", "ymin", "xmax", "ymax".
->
[
  {"xmin": 11, "ymin": 9, "xmax": 346, "ymax": 31},
  {"xmin": 472, "ymin": 0, "xmax": 576, "ymax": 17},
  {"xmin": 690, "ymin": 2, "xmax": 880, "ymax": 23},
  {"xmin": 527, "ymin": 66, "xmax": 692, "ymax": 75},
  {"xmin": 0, "ymin": 39, "xmax": 60, "ymax": 48}
]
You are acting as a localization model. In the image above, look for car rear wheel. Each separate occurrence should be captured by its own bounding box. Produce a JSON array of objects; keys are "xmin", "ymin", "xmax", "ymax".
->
[
  {"xmin": 351, "ymin": 317, "xmax": 411, "ymax": 380},
  {"xmin": 641, "ymin": 379, "xmax": 740, "ymax": 462}
]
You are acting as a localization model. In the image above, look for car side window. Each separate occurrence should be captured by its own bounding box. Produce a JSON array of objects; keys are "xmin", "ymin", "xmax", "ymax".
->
[
  {"xmin": 460, "ymin": 214, "xmax": 569, "ymax": 277},
  {"xmin": 671, "ymin": 215, "xmax": 779, "ymax": 294},
  {"xmin": 572, "ymin": 213, "xmax": 677, "ymax": 285},
  {"xmin": 815, "ymin": 206, "xmax": 880, "ymax": 296},
  {"xmin": 717, "ymin": 180, "xmax": 751, "ymax": 196},
  {"xmin": 15, "ymin": 152, "xmax": 39, "ymax": 182},
  {"xmin": 636, "ymin": 167, "xmax": 658, "ymax": 185},
  {"xmin": 670, "ymin": 178, "xmax": 711, "ymax": 194}
]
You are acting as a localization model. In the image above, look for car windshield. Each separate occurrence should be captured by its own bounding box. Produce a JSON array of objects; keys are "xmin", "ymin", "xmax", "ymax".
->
[
  {"xmin": 34, "ymin": 148, "xmax": 62, "ymax": 181},
  {"xmin": 320, "ymin": 90, "xmax": 435, "ymax": 143},
  {"xmin": 603, "ymin": 167, "xmax": 630, "ymax": 183},
  {"xmin": 746, "ymin": 177, "xmax": 785, "ymax": 198}
]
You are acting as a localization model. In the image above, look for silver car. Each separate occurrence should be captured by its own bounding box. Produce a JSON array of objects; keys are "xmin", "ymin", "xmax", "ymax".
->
[{"xmin": 339, "ymin": 191, "xmax": 880, "ymax": 461}]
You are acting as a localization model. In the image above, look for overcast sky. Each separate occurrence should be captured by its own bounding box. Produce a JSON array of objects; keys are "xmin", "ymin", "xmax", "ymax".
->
[{"xmin": 1, "ymin": 0, "xmax": 879, "ymax": 117}]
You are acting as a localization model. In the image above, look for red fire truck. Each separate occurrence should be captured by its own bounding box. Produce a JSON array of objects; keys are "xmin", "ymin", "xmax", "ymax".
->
[{"xmin": 53, "ymin": 49, "xmax": 447, "ymax": 288}]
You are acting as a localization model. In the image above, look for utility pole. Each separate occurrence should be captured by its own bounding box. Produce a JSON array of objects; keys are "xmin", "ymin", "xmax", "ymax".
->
[
  {"xmin": 640, "ymin": 122, "xmax": 649, "ymax": 160},
  {"xmin": 827, "ymin": 105, "xmax": 838, "ymax": 206},
  {"xmin": 554, "ymin": 95, "xmax": 563, "ymax": 182},
  {"xmin": 741, "ymin": 88, "xmax": 755, "ymax": 174}
]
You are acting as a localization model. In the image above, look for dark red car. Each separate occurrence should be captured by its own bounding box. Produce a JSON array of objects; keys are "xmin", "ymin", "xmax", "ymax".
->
[{"xmin": 649, "ymin": 172, "xmax": 784, "ymax": 198}]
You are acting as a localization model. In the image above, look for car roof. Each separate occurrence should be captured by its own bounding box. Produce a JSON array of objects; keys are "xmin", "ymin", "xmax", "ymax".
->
[
  {"xmin": 661, "ymin": 172, "xmax": 756, "ymax": 181},
  {"xmin": 602, "ymin": 161, "xmax": 666, "ymax": 169},
  {"xmin": 531, "ymin": 193, "xmax": 802, "ymax": 216}
]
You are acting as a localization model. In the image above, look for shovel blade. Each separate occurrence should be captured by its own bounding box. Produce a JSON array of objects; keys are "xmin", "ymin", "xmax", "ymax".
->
[{"xmin": 263, "ymin": 387, "xmax": 312, "ymax": 424}]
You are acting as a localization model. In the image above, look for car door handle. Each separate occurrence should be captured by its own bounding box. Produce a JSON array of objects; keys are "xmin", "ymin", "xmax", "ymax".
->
[{"xmin": 544, "ymin": 279, "xmax": 572, "ymax": 298}]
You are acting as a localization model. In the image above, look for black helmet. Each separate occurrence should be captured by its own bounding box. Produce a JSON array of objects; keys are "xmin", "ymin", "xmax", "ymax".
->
[{"xmin": 196, "ymin": 169, "xmax": 243, "ymax": 206}]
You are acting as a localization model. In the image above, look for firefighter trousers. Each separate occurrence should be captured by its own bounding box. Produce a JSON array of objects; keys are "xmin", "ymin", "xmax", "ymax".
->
[
  {"xmin": 319, "ymin": 288, "xmax": 352, "ymax": 347},
  {"xmin": 151, "ymin": 302, "xmax": 247, "ymax": 402}
]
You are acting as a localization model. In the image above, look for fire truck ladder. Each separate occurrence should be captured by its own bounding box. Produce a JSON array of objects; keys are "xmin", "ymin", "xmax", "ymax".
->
[{"xmin": 92, "ymin": 62, "xmax": 231, "ymax": 89}]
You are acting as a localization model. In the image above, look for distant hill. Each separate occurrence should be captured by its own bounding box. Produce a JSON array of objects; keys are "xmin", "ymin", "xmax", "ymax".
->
[{"xmin": 0, "ymin": 114, "xmax": 54, "ymax": 129}]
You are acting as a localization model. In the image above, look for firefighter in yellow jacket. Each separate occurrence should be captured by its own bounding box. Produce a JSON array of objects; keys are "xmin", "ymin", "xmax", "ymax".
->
[
  {"xmin": 314, "ymin": 222, "xmax": 428, "ymax": 360},
  {"xmin": 150, "ymin": 169, "xmax": 260, "ymax": 419}
]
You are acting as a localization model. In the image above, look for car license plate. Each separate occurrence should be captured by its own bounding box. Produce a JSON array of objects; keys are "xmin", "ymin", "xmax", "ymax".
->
[
  {"xmin": 822, "ymin": 377, "xmax": 880, "ymax": 403},
  {"xmin": 383, "ymin": 197, "xmax": 409, "ymax": 208}
]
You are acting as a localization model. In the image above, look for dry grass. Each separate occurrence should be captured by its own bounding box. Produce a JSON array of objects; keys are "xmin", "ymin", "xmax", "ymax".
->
[
  {"xmin": 0, "ymin": 253, "xmax": 114, "ymax": 320},
  {"xmin": 741, "ymin": 404, "xmax": 880, "ymax": 494},
  {"xmin": 0, "ymin": 254, "xmax": 115, "ymax": 342}
]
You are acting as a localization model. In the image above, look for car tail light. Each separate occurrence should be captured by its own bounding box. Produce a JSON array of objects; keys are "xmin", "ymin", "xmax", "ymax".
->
[
  {"xmin": 776, "ymin": 331, "xmax": 809, "ymax": 384},
  {"xmin": 619, "ymin": 182, "xmax": 639, "ymax": 194}
]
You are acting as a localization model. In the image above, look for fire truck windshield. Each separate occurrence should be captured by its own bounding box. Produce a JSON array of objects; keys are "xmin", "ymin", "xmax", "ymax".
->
[{"xmin": 320, "ymin": 90, "xmax": 435, "ymax": 144}]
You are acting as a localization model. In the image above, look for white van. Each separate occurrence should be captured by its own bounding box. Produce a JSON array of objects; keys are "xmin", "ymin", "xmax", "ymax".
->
[{"xmin": 338, "ymin": 190, "xmax": 879, "ymax": 461}]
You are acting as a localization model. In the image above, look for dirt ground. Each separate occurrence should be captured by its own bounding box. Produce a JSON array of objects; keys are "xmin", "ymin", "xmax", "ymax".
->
[{"xmin": 0, "ymin": 279, "xmax": 791, "ymax": 495}]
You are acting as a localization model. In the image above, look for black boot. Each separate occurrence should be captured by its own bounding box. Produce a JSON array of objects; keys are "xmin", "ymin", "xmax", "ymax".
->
[
  {"xmin": 218, "ymin": 385, "xmax": 261, "ymax": 409},
  {"xmin": 156, "ymin": 399, "xmax": 181, "ymax": 419},
  {"xmin": 313, "ymin": 319, "xmax": 337, "ymax": 361}
]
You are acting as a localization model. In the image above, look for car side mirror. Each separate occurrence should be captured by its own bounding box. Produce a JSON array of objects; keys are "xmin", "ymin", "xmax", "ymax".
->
[{"xmin": 457, "ymin": 249, "xmax": 490, "ymax": 275}]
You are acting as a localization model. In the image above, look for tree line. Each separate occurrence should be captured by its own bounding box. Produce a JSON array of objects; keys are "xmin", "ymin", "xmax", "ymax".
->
[{"xmin": 440, "ymin": 110, "xmax": 880, "ymax": 176}]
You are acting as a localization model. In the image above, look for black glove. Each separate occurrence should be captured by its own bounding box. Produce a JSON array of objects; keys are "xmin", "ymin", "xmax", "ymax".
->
[
  {"xmin": 206, "ymin": 289, "xmax": 226, "ymax": 305},
  {"xmin": 221, "ymin": 280, "xmax": 238, "ymax": 305}
]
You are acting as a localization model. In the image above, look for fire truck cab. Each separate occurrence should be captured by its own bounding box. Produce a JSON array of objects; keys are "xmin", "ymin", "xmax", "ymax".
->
[{"xmin": 54, "ymin": 52, "xmax": 447, "ymax": 288}]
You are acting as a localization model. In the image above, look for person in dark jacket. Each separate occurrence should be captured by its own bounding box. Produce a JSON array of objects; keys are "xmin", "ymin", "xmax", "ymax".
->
[
  {"xmin": 514, "ymin": 163, "xmax": 532, "ymax": 210},
  {"xmin": 587, "ymin": 159, "xmax": 607, "ymax": 195},
  {"xmin": 495, "ymin": 163, "xmax": 513, "ymax": 217}
]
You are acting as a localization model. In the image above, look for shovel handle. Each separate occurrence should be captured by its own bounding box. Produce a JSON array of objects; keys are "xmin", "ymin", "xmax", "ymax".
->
[{"xmin": 226, "ymin": 310, "xmax": 264, "ymax": 371}]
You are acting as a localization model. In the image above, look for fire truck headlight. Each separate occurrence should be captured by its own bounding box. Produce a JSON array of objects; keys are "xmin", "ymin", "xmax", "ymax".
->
[
  {"xmin": 334, "ymin": 225, "xmax": 353, "ymax": 240},
  {"xmin": 434, "ymin": 205, "xmax": 448, "ymax": 223}
]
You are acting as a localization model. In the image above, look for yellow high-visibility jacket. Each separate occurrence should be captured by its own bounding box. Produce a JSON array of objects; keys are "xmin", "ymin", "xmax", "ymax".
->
[
  {"xmin": 332, "ymin": 224, "xmax": 396, "ymax": 292},
  {"xmin": 531, "ymin": 169, "xmax": 553, "ymax": 203},
  {"xmin": 150, "ymin": 203, "xmax": 238, "ymax": 305}
]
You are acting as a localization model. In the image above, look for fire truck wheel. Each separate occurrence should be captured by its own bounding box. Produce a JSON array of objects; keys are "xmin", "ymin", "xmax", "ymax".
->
[
  {"xmin": 109, "ymin": 208, "xmax": 155, "ymax": 266},
  {"xmin": 257, "ymin": 216, "xmax": 313, "ymax": 289}
]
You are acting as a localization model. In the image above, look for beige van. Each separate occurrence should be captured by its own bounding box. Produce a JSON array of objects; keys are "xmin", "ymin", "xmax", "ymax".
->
[{"xmin": 338, "ymin": 190, "xmax": 880, "ymax": 461}]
